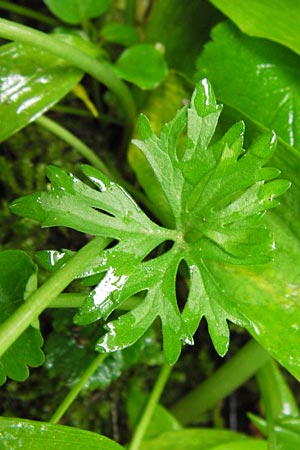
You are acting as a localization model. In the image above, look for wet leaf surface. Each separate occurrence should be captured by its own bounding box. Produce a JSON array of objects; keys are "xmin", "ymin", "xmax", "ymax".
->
[
  {"xmin": 198, "ymin": 22, "xmax": 300, "ymax": 149},
  {"xmin": 0, "ymin": 417, "xmax": 124, "ymax": 449},
  {"xmin": 0, "ymin": 41, "xmax": 82, "ymax": 142},
  {"xmin": 210, "ymin": 0, "xmax": 300, "ymax": 55}
]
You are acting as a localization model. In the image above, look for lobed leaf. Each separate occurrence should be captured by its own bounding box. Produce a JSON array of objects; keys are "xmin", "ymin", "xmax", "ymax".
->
[
  {"xmin": 197, "ymin": 21, "xmax": 300, "ymax": 378},
  {"xmin": 11, "ymin": 80, "xmax": 289, "ymax": 364}
]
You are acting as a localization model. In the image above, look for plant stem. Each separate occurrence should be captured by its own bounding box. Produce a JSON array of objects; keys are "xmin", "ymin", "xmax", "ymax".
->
[
  {"xmin": 50, "ymin": 352, "xmax": 108, "ymax": 424},
  {"xmin": 0, "ymin": 1, "xmax": 58, "ymax": 26},
  {"xmin": 128, "ymin": 364, "xmax": 172, "ymax": 450},
  {"xmin": 0, "ymin": 237, "xmax": 109, "ymax": 359},
  {"xmin": 48, "ymin": 293, "xmax": 86, "ymax": 308},
  {"xmin": 125, "ymin": 0, "xmax": 136, "ymax": 25},
  {"xmin": 0, "ymin": 18, "xmax": 136, "ymax": 127},
  {"xmin": 170, "ymin": 339, "xmax": 271, "ymax": 425},
  {"xmin": 36, "ymin": 115, "xmax": 112, "ymax": 177}
]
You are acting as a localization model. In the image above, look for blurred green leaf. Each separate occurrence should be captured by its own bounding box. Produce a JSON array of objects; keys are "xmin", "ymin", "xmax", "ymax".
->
[
  {"xmin": 0, "ymin": 42, "xmax": 82, "ymax": 142},
  {"xmin": 101, "ymin": 23, "xmax": 140, "ymax": 46},
  {"xmin": 114, "ymin": 44, "xmax": 168, "ymax": 90},
  {"xmin": 43, "ymin": 0, "xmax": 111, "ymax": 25},
  {"xmin": 145, "ymin": 0, "xmax": 221, "ymax": 77},
  {"xmin": 250, "ymin": 415, "xmax": 300, "ymax": 450},
  {"xmin": 0, "ymin": 251, "xmax": 44, "ymax": 385},
  {"xmin": 139, "ymin": 429, "xmax": 266, "ymax": 450},
  {"xmin": 0, "ymin": 417, "xmax": 124, "ymax": 450},
  {"xmin": 209, "ymin": 0, "xmax": 300, "ymax": 55},
  {"xmin": 248, "ymin": 360, "xmax": 300, "ymax": 448}
]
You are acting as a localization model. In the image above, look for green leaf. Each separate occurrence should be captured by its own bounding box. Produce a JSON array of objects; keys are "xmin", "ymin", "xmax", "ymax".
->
[
  {"xmin": 257, "ymin": 360, "xmax": 299, "ymax": 422},
  {"xmin": 139, "ymin": 428, "xmax": 266, "ymax": 450},
  {"xmin": 43, "ymin": 0, "xmax": 111, "ymax": 25},
  {"xmin": 250, "ymin": 415, "xmax": 300, "ymax": 450},
  {"xmin": 0, "ymin": 251, "xmax": 44, "ymax": 385},
  {"xmin": 0, "ymin": 417, "xmax": 124, "ymax": 450},
  {"xmin": 128, "ymin": 71, "xmax": 193, "ymax": 228},
  {"xmin": 11, "ymin": 80, "xmax": 289, "ymax": 364},
  {"xmin": 197, "ymin": 22, "xmax": 300, "ymax": 150},
  {"xmin": 114, "ymin": 44, "xmax": 168, "ymax": 90},
  {"xmin": 0, "ymin": 42, "xmax": 82, "ymax": 142},
  {"xmin": 101, "ymin": 23, "xmax": 140, "ymax": 46},
  {"xmin": 209, "ymin": 0, "xmax": 300, "ymax": 55},
  {"xmin": 197, "ymin": 22, "xmax": 300, "ymax": 378},
  {"xmin": 145, "ymin": 0, "xmax": 221, "ymax": 77},
  {"xmin": 252, "ymin": 360, "xmax": 300, "ymax": 448}
]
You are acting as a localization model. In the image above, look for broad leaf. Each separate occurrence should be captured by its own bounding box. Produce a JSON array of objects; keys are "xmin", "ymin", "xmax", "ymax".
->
[
  {"xmin": 250, "ymin": 415, "xmax": 300, "ymax": 450},
  {"xmin": 0, "ymin": 41, "xmax": 82, "ymax": 142},
  {"xmin": 197, "ymin": 22, "xmax": 300, "ymax": 377},
  {"xmin": 209, "ymin": 0, "xmax": 300, "ymax": 55},
  {"xmin": 197, "ymin": 22, "xmax": 300, "ymax": 150},
  {"xmin": 43, "ymin": 0, "xmax": 110, "ymax": 25},
  {"xmin": 114, "ymin": 44, "xmax": 168, "ymax": 90},
  {"xmin": 11, "ymin": 80, "xmax": 289, "ymax": 364},
  {"xmin": 248, "ymin": 360, "xmax": 300, "ymax": 449},
  {"xmin": 139, "ymin": 428, "xmax": 266, "ymax": 450},
  {"xmin": 145, "ymin": 0, "xmax": 221, "ymax": 77},
  {"xmin": 0, "ymin": 417, "xmax": 124, "ymax": 450},
  {"xmin": 0, "ymin": 251, "xmax": 44, "ymax": 385}
]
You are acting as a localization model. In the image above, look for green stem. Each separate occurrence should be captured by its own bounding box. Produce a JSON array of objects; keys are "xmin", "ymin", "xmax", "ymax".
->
[
  {"xmin": 48, "ymin": 293, "xmax": 86, "ymax": 308},
  {"xmin": 36, "ymin": 115, "xmax": 112, "ymax": 177},
  {"xmin": 0, "ymin": 237, "xmax": 109, "ymax": 359},
  {"xmin": 125, "ymin": 0, "xmax": 136, "ymax": 25},
  {"xmin": 50, "ymin": 352, "xmax": 108, "ymax": 424},
  {"xmin": 128, "ymin": 364, "xmax": 172, "ymax": 450},
  {"xmin": 0, "ymin": 18, "xmax": 136, "ymax": 127},
  {"xmin": 171, "ymin": 339, "xmax": 271, "ymax": 425},
  {"xmin": 0, "ymin": 1, "xmax": 58, "ymax": 26}
]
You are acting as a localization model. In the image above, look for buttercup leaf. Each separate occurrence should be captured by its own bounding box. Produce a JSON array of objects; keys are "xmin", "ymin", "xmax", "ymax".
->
[{"xmin": 11, "ymin": 79, "xmax": 290, "ymax": 364}]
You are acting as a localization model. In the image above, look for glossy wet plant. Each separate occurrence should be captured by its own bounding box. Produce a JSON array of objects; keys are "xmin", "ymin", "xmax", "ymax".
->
[
  {"xmin": 8, "ymin": 79, "xmax": 290, "ymax": 366},
  {"xmin": 0, "ymin": 1, "xmax": 300, "ymax": 449}
]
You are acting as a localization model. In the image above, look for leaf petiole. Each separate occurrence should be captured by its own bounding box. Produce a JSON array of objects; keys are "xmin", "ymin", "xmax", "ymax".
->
[
  {"xmin": 50, "ymin": 352, "xmax": 108, "ymax": 424},
  {"xmin": 128, "ymin": 364, "xmax": 172, "ymax": 450}
]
